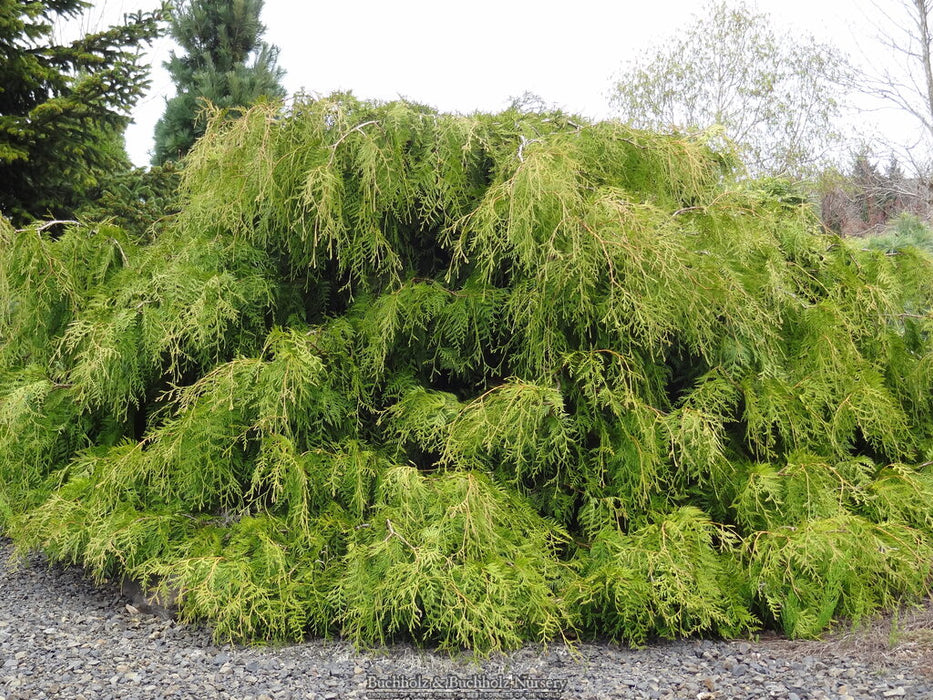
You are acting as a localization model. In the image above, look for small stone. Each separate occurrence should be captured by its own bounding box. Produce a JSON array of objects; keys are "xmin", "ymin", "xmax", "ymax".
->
[{"xmin": 883, "ymin": 689, "xmax": 906, "ymax": 698}]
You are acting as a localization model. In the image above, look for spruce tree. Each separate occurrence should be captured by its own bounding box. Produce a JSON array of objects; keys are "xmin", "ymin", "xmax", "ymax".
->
[
  {"xmin": 0, "ymin": 0, "xmax": 164, "ymax": 223},
  {"xmin": 3, "ymin": 96, "xmax": 933, "ymax": 652},
  {"xmin": 152, "ymin": 0, "xmax": 285, "ymax": 165}
]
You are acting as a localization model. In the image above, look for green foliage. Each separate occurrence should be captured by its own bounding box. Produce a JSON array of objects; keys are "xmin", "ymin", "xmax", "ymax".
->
[
  {"xmin": 746, "ymin": 515, "xmax": 933, "ymax": 637},
  {"xmin": 569, "ymin": 507, "xmax": 756, "ymax": 646},
  {"xmin": 3, "ymin": 95, "xmax": 933, "ymax": 652},
  {"xmin": 77, "ymin": 162, "xmax": 182, "ymax": 240},
  {"xmin": 865, "ymin": 214, "xmax": 933, "ymax": 257},
  {"xmin": 0, "ymin": 0, "xmax": 165, "ymax": 223},
  {"xmin": 153, "ymin": 0, "xmax": 285, "ymax": 164},
  {"xmin": 338, "ymin": 468, "xmax": 570, "ymax": 651}
]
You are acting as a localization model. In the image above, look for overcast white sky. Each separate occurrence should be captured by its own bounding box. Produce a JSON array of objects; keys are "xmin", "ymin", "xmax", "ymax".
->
[{"xmin": 66, "ymin": 0, "xmax": 913, "ymax": 166}]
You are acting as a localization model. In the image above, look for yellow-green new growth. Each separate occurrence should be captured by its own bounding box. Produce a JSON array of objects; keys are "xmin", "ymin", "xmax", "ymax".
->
[{"xmin": 1, "ymin": 95, "xmax": 933, "ymax": 652}]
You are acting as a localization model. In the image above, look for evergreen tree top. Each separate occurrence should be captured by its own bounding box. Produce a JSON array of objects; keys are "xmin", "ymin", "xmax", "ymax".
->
[
  {"xmin": 0, "ymin": 0, "xmax": 166, "ymax": 222},
  {"xmin": 0, "ymin": 1, "xmax": 165, "ymax": 127},
  {"xmin": 153, "ymin": 0, "xmax": 285, "ymax": 165},
  {"xmin": 168, "ymin": 0, "xmax": 270, "ymax": 74}
]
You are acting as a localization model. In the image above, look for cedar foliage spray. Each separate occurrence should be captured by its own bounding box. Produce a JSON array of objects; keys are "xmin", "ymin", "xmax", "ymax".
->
[{"xmin": 2, "ymin": 96, "xmax": 933, "ymax": 651}]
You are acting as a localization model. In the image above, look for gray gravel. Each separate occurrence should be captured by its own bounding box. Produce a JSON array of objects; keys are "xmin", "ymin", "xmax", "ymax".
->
[{"xmin": 1, "ymin": 540, "xmax": 932, "ymax": 700}]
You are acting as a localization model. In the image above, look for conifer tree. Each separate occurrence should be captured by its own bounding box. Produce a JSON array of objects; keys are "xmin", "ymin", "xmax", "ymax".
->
[
  {"xmin": 2, "ymin": 96, "xmax": 933, "ymax": 652},
  {"xmin": 152, "ymin": 0, "xmax": 285, "ymax": 164},
  {"xmin": 0, "ymin": 0, "xmax": 164, "ymax": 223}
]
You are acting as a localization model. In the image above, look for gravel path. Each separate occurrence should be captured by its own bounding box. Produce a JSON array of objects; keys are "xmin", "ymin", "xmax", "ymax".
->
[{"xmin": 1, "ymin": 540, "xmax": 932, "ymax": 700}]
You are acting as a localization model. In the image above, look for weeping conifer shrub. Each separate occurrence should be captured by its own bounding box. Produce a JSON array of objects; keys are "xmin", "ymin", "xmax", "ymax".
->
[{"xmin": 3, "ymin": 94, "xmax": 933, "ymax": 652}]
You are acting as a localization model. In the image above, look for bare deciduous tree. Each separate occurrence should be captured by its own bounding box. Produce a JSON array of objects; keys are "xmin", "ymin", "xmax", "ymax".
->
[
  {"xmin": 608, "ymin": 0, "xmax": 852, "ymax": 177},
  {"xmin": 860, "ymin": 0, "xmax": 933, "ymax": 172}
]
